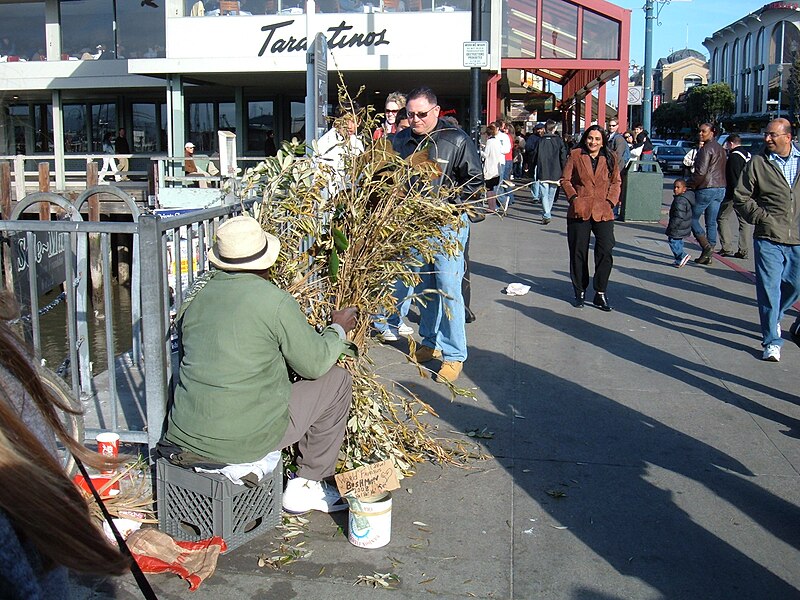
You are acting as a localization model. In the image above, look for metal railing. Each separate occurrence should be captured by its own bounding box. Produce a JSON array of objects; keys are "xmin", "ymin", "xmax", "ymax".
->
[{"xmin": 0, "ymin": 189, "xmax": 252, "ymax": 454}]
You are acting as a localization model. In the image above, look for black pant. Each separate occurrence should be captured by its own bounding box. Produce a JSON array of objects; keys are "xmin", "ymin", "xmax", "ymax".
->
[{"xmin": 567, "ymin": 218, "xmax": 615, "ymax": 294}]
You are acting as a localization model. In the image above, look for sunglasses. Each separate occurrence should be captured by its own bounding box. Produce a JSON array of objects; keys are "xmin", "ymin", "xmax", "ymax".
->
[
  {"xmin": 385, "ymin": 108, "xmax": 399, "ymax": 113},
  {"xmin": 407, "ymin": 106, "xmax": 438, "ymax": 120}
]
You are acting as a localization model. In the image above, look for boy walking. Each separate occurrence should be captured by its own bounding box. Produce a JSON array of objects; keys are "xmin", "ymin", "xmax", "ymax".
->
[{"xmin": 666, "ymin": 179, "xmax": 694, "ymax": 268}]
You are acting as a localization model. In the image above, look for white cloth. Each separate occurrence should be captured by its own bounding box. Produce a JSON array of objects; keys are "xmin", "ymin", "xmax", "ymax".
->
[
  {"xmin": 315, "ymin": 127, "xmax": 364, "ymax": 195},
  {"xmin": 195, "ymin": 450, "xmax": 281, "ymax": 486},
  {"xmin": 496, "ymin": 131, "xmax": 512, "ymax": 155},
  {"xmin": 505, "ymin": 283, "xmax": 531, "ymax": 296},
  {"xmin": 482, "ymin": 136, "xmax": 505, "ymax": 180}
]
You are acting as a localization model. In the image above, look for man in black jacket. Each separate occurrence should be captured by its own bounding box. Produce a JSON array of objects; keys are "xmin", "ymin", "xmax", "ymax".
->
[
  {"xmin": 392, "ymin": 87, "xmax": 483, "ymax": 383},
  {"xmin": 718, "ymin": 134, "xmax": 752, "ymax": 258},
  {"xmin": 530, "ymin": 120, "xmax": 567, "ymax": 224}
]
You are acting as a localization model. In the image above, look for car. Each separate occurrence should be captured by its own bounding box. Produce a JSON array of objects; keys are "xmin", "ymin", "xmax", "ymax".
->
[
  {"xmin": 673, "ymin": 140, "xmax": 696, "ymax": 149},
  {"xmin": 653, "ymin": 144, "xmax": 689, "ymax": 173},
  {"xmin": 717, "ymin": 133, "xmax": 765, "ymax": 155},
  {"xmin": 651, "ymin": 138, "xmax": 667, "ymax": 146}
]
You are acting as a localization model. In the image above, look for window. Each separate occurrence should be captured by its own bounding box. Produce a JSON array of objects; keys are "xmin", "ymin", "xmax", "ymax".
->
[
  {"xmin": 711, "ymin": 48, "xmax": 718, "ymax": 82},
  {"xmin": 290, "ymin": 101, "xmax": 305, "ymax": 139},
  {"xmin": 64, "ymin": 105, "xmax": 88, "ymax": 153},
  {"xmin": 742, "ymin": 34, "xmax": 752, "ymax": 113},
  {"xmin": 131, "ymin": 103, "xmax": 160, "ymax": 152},
  {"xmin": 502, "ymin": 0, "xmax": 537, "ymax": 59},
  {"xmin": 769, "ymin": 21, "xmax": 799, "ymax": 64},
  {"xmin": 61, "ymin": 0, "xmax": 114, "ymax": 60},
  {"xmin": 188, "ymin": 103, "xmax": 216, "ymax": 153},
  {"xmin": 91, "ymin": 104, "xmax": 117, "ymax": 152},
  {"xmin": 8, "ymin": 106, "xmax": 32, "ymax": 154},
  {"xmin": 247, "ymin": 101, "xmax": 275, "ymax": 152},
  {"xmin": 0, "ymin": 2, "xmax": 46, "ymax": 61},
  {"xmin": 541, "ymin": 0, "xmax": 577, "ymax": 59},
  {"xmin": 721, "ymin": 44, "xmax": 728, "ymax": 85},
  {"xmin": 755, "ymin": 27, "xmax": 764, "ymax": 112},
  {"xmin": 684, "ymin": 75, "xmax": 702, "ymax": 92},
  {"xmin": 117, "ymin": 0, "xmax": 165, "ymax": 58},
  {"xmin": 581, "ymin": 9, "xmax": 619, "ymax": 60}
]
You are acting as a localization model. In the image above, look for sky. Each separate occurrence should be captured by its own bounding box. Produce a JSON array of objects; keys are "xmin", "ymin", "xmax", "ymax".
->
[{"xmin": 614, "ymin": 0, "xmax": 760, "ymax": 69}]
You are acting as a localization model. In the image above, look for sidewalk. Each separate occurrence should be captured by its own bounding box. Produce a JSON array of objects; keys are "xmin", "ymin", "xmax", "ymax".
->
[{"xmin": 74, "ymin": 179, "xmax": 800, "ymax": 599}]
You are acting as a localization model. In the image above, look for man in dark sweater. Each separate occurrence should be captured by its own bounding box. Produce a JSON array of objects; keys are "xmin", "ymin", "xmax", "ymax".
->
[
  {"xmin": 529, "ymin": 120, "xmax": 567, "ymax": 224},
  {"xmin": 718, "ymin": 133, "xmax": 752, "ymax": 258}
]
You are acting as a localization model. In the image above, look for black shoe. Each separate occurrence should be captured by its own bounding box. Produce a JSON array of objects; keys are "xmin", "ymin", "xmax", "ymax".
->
[
  {"xmin": 593, "ymin": 292, "xmax": 612, "ymax": 312},
  {"xmin": 695, "ymin": 246, "xmax": 713, "ymax": 265},
  {"xmin": 734, "ymin": 250, "xmax": 748, "ymax": 259},
  {"xmin": 465, "ymin": 307, "xmax": 476, "ymax": 323},
  {"xmin": 542, "ymin": 217, "xmax": 551, "ymax": 225},
  {"xmin": 574, "ymin": 289, "xmax": 585, "ymax": 308}
]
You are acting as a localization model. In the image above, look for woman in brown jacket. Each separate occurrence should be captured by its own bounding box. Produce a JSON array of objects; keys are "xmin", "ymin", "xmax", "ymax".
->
[{"xmin": 561, "ymin": 125, "xmax": 622, "ymax": 311}]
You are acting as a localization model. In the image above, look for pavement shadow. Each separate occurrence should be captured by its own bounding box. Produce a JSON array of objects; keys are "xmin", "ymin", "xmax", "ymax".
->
[{"xmin": 400, "ymin": 344, "xmax": 800, "ymax": 598}]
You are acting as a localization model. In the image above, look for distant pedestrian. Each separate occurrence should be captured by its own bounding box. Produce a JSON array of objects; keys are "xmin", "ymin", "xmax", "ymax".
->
[
  {"xmin": 733, "ymin": 118, "xmax": 800, "ymax": 362},
  {"xmin": 114, "ymin": 128, "xmax": 130, "ymax": 180},
  {"xmin": 718, "ymin": 134, "xmax": 752, "ymax": 258},
  {"xmin": 98, "ymin": 132, "xmax": 121, "ymax": 182},
  {"xmin": 606, "ymin": 119, "xmax": 629, "ymax": 172},
  {"xmin": 373, "ymin": 91, "xmax": 406, "ymax": 140},
  {"xmin": 481, "ymin": 123, "xmax": 505, "ymax": 213},
  {"xmin": 561, "ymin": 125, "xmax": 622, "ymax": 311},
  {"xmin": 689, "ymin": 123, "xmax": 727, "ymax": 265},
  {"xmin": 524, "ymin": 122, "xmax": 545, "ymax": 198},
  {"xmin": 665, "ymin": 178, "xmax": 695, "ymax": 268},
  {"xmin": 529, "ymin": 119, "xmax": 567, "ymax": 225},
  {"xmin": 264, "ymin": 130, "xmax": 277, "ymax": 156}
]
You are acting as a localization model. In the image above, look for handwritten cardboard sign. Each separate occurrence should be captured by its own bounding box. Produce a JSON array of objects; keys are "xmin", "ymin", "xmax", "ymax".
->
[{"xmin": 334, "ymin": 459, "xmax": 400, "ymax": 500}]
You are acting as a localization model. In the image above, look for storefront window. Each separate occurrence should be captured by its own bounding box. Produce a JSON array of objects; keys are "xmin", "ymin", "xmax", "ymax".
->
[
  {"xmin": 9, "ymin": 106, "xmax": 32, "ymax": 154},
  {"xmin": 219, "ymin": 102, "xmax": 236, "ymax": 133},
  {"xmin": 0, "ymin": 2, "xmax": 46, "ymax": 62},
  {"xmin": 188, "ymin": 102, "xmax": 216, "ymax": 152},
  {"xmin": 290, "ymin": 101, "xmax": 305, "ymax": 139},
  {"xmin": 34, "ymin": 104, "xmax": 53, "ymax": 153},
  {"xmin": 247, "ymin": 101, "xmax": 274, "ymax": 152},
  {"xmin": 132, "ymin": 103, "xmax": 159, "ymax": 152},
  {"xmin": 502, "ymin": 0, "xmax": 537, "ymax": 59},
  {"xmin": 117, "ymin": 0, "xmax": 165, "ymax": 58},
  {"xmin": 64, "ymin": 104, "xmax": 88, "ymax": 153},
  {"xmin": 91, "ymin": 104, "xmax": 117, "ymax": 152},
  {"xmin": 581, "ymin": 8, "xmax": 618, "ymax": 60},
  {"xmin": 541, "ymin": 0, "xmax": 577, "ymax": 60},
  {"xmin": 61, "ymin": 0, "xmax": 114, "ymax": 60}
]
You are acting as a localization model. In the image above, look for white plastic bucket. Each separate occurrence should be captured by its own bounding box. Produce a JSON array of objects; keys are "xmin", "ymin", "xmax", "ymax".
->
[{"xmin": 347, "ymin": 492, "xmax": 392, "ymax": 549}]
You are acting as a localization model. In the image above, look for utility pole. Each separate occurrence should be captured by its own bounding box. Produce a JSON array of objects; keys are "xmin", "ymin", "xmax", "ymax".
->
[
  {"xmin": 469, "ymin": 0, "xmax": 481, "ymax": 146},
  {"xmin": 643, "ymin": 0, "xmax": 654, "ymax": 133}
]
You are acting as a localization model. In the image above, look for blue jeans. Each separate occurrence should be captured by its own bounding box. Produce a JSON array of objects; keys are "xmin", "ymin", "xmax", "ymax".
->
[
  {"xmin": 753, "ymin": 238, "xmax": 800, "ymax": 348},
  {"xmin": 539, "ymin": 182, "xmax": 558, "ymax": 219},
  {"xmin": 373, "ymin": 279, "xmax": 415, "ymax": 335},
  {"xmin": 495, "ymin": 160, "xmax": 514, "ymax": 206},
  {"xmin": 692, "ymin": 187, "xmax": 725, "ymax": 247},
  {"xmin": 415, "ymin": 213, "xmax": 470, "ymax": 361},
  {"xmin": 667, "ymin": 237, "xmax": 686, "ymax": 261}
]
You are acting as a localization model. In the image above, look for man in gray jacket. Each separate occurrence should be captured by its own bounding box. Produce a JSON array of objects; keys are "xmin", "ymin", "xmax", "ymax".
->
[
  {"xmin": 734, "ymin": 118, "xmax": 800, "ymax": 362},
  {"xmin": 530, "ymin": 120, "xmax": 567, "ymax": 224}
]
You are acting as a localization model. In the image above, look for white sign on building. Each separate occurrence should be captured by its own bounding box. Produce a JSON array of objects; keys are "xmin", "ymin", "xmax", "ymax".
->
[{"xmin": 463, "ymin": 41, "xmax": 488, "ymax": 68}]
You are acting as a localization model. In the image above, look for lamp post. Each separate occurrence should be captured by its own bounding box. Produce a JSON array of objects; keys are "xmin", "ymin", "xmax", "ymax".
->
[
  {"xmin": 777, "ymin": 64, "xmax": 784, "ymax": 118},
  {"xmin": 643, "ymin": 0, "xmax": 654, "ymax": 134}
]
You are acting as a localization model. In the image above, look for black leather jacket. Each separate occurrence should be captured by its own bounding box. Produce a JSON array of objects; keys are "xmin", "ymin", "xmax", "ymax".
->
[
  {"xmin": 392, "ymin": 120, "xmax": 484, "ymax": 204},
  {"xmin": 690, "ymin": 138, "xmax": 727, "ymax": 190}
]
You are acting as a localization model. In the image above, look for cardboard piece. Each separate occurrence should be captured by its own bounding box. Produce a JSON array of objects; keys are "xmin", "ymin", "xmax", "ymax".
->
[{"xmin": 334, "ymin": 460, "xmax": 400, "ymax": 500}]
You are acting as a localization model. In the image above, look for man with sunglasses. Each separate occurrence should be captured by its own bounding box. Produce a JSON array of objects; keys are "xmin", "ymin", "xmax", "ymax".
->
[
  {"xmin": 391, "ymin": 87, "xmax": 483, "ymax": 383},
  {"xmin": 734, "ymin": 118, "xmax": 800, "ymax": 362}
]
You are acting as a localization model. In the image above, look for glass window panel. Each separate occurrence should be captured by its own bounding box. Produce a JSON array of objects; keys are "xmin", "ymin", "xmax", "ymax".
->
[
  {"xmin": 784, "ymin": 22, "xmax": 800, "ymax": 63},
  {"xmin": 541, "ymin": 0, "xmax": 577, "ymax": 59},
  {"xmin": 711, "ymin": 48, "xmax": 718, "ymax": 82},
  {"xmin": 0, "ymin": 2, "xmax": 45, "ymax": 61},
  {"xmin": 247, "ymin": 101, "xmax": 274, "ymax": 152},
  {"xmin": 721, "ymin": 44, "xmax": 728, "ymax": 81},
  {"xmin": 188, "ymin": 102, "xmax": 215, "ymax": 153},
  {"xmin": 219, "ymin": 102, "xmax": 236, "ymax": 133},
  {"xmin": 290, "ymin": 101, "xmax": 305, "ymax": 139},
  {"xmin": 132, "ymin": 103, "xmax": 159, "ymax": 152},
  {"xmin": 34, "ymin": 104, "xmax": 53, "ymax": 153},
  {"xmin": 90, "ymin": 104, "xmax": 116, "ymax": 152},
  {"xmin": 8, "ymin": 105, "xmax": 32, "ymax": 154},
  {"xmin": 770, "ymin": 22, "xmax": 782, "ymax": 64},
  {"xmin": 61, "ymin": 0, "xmax": 114, "ymax": 61},
  {"xmin": 64, "ymin": 104, "xmax": 88, "ymax": 153},
  {"xmin": 117, "ymin": 0, "xmax": 165, "ymax": 58},
  {"xmin": 502, "ymin": 0, "xmax": 537, "ymax": 59},
  {"xmin": 581, "ymin": 8, "xmax": 618, "ymax": 60}
]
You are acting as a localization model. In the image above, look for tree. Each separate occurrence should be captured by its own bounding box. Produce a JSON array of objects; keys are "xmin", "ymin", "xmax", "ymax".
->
[
  {"xmin": 685, "ymin": 83, "xmax": 735, "ymax": 127},
  {"xmin": 653, "ymin": 102, "xmax": 689, "ymax": 135},
  {"xmin": 787, "ymin": 52, "xmax": 800, "ymax": 127}
]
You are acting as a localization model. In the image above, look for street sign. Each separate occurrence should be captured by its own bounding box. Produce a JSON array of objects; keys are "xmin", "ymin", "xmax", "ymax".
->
[
  {"xmin": 463, "ymin": 41, "xmax": 488, "ymax": 68},
  {"xmin": 628, "ymin": 86, "xmax": 643, "ymax": 106}
]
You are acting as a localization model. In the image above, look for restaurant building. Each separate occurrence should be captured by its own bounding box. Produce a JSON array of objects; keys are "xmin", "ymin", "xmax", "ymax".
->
[
  {"xmin": 704, "ymin": 1, "xmax": 800, "ymax": 128},
  {"xmin": 0, "ymin": 0, "xmax": 629, "ymax": 183}
]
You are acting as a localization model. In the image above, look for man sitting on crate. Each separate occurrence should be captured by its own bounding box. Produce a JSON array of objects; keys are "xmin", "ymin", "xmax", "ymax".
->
[{"xmin": 163, "ymin": 215, "xmax": 358, "ymax": 514}]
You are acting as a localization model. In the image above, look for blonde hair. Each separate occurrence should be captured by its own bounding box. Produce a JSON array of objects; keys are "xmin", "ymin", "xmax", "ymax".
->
[
  {"xmin": 0, "ymin": 291, "xmax": 129, "ymax": 575},
  {"xmin": 385, "ymin": 91, "xmax": 406, "ymax": 109}
]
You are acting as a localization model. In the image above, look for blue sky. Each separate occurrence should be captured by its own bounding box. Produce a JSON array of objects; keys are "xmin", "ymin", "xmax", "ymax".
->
[{"xmin": 614, "ymin": 0, "xmax": 759, "ymax": 69}]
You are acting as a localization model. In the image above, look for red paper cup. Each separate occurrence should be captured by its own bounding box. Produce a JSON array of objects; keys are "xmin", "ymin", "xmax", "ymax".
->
[{"xmin": 96, "ymin": 432, "xmax": 119, "ymax": 474}]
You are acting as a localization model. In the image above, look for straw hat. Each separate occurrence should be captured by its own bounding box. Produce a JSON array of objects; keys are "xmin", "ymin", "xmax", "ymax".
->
[{"xmin": 208, "ymin": 216, "xmax": 280, "ymax": 271}]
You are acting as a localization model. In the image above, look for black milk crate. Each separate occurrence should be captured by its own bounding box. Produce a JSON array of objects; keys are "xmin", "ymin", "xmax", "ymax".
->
[{"xmin": 157, "ymin": 458, "xmax": 282, "ymax": 553}]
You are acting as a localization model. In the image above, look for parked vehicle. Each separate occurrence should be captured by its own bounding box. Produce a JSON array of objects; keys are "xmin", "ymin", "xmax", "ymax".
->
[
  {"xmin": 653, "ymin": 145, "xmax": 689, "ymax": 174},
  {"xmin": 717, "ymin": 133, "xmax": 765, "ymax": 155}
]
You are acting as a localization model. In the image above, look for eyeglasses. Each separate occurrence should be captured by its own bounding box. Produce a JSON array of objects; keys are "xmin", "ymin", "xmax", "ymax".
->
[
  {"xmin": 407, "ymin": 106, "xmax": 438, "ymax": 120},
  {"xmin": 609, "ymin": 123, "xmax": 618, "ymax": 127},
  {"xmin": 385, "ymin": 109, "xmax": 399, "ymax": 113},
  {"xmin": 764, "ymin": 131, "xmax": 789, "ymax": 139}
]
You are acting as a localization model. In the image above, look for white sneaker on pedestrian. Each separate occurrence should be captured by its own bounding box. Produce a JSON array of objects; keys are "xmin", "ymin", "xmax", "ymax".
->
[
  {"xmin": 378, "ymin": 329, "xmax": 399, "ymax": 342},
  {"xmin": 398, "ymin": 321, "xmax": 413, "ymax": 336},
  {"xmin": 762, "ymin": 344, "xmax": 781, "ymax": 362},
  {"xmin": 282, "ymin": 476, "xmax": 348, "ymax": 514}
]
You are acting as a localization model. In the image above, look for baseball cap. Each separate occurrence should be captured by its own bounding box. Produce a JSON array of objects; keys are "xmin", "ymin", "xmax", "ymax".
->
[
  {"xmin": 535, "ymin": 122, "xmax": 545, "ymax": 129},
  {"xmin": 184, "ymin": 142, "xmax": 195, "ymax": 149}
]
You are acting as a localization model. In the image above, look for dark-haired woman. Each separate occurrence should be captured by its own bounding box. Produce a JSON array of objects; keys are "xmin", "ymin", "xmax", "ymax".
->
[
  {"xmin": 560, "ymin": 125, "xmax": 622, "ymax": 311},
  {"xmin": 0, "ymin": 291, "xmax": 129, "ymax": 596}
]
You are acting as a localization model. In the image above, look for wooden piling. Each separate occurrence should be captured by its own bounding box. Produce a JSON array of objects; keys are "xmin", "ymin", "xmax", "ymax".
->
[
  {"xmin": 1, "ymin": 162, "xmax": 12, "ymax": 290},
  {"xmin": 38, "ymin": 163, "xmax": 50, "ymax": 220},
  {"xmin": 86, "ymin": 162, "xmax": 105, "ymax": 315}
]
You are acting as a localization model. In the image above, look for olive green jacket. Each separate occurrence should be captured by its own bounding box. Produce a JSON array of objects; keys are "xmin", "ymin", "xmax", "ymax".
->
[{"xmin": 733, "ymin": 152, "xmax": 800, "ymax": 246}]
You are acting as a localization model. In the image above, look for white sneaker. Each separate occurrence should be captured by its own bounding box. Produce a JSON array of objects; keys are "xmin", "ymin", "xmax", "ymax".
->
[
  {"xmin": 398, "ymin": 321, "xmax": 414, "ymax": 336},
  {"xmin": 282, "ymin": 476, "xmax": 348, "ymax": 514},
  {"xmin": 378, "ymin": 329, "xmax": 399, "ymax": 342},
  {"xmin": 762, "ymin": 344, "xmax": 781, "ymax": 362}
]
